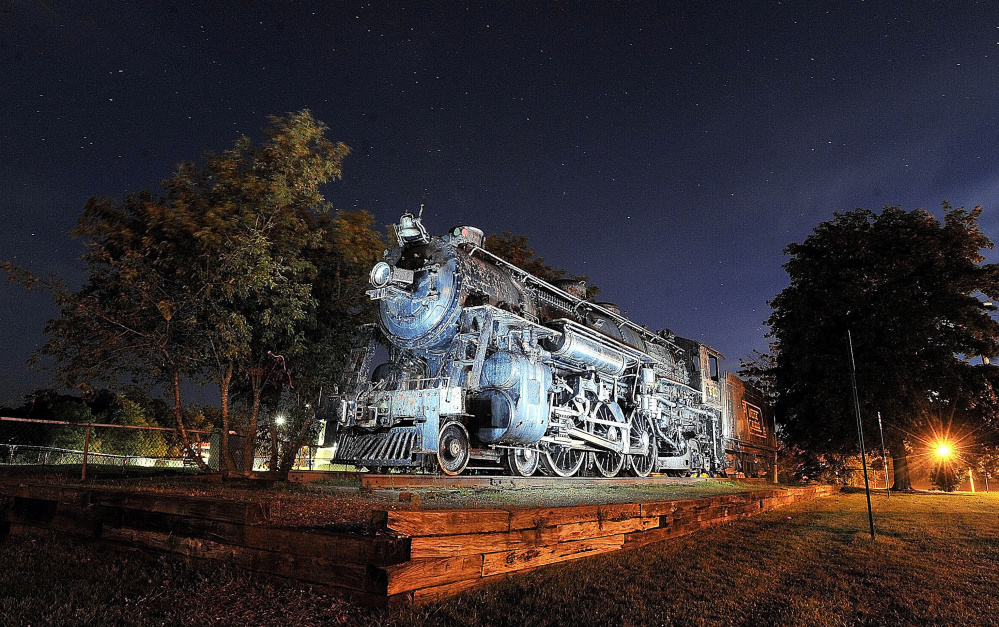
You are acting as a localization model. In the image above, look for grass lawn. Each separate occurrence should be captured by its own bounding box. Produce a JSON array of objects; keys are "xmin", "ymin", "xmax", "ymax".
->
[{"xmin": 2, "ymin": 489, "xmax": 998, "ymax": 626}]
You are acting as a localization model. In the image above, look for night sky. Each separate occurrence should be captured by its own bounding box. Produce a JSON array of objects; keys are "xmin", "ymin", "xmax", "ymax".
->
[{"xmin": 3, "ymin": 1, "xmax": 998, "ymax": 405}]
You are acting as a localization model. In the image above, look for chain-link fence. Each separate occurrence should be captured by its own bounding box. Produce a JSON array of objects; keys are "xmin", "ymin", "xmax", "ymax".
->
[
  {"xmin": 840, "ymin": 459, "xmax": 893, "ymax": 489},
  {"xmin": 0, "ymin": 416, "xmax": 210, "ymax": 477}
]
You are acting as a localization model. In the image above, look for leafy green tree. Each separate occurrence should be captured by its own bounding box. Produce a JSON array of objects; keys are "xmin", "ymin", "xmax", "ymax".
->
[
  {"xmin": 485, "ymin": 232, "xmax": 600, "ymax": 299},
  {"xmin": 91, "ymin": 395, "xmax": 168, "ymax": 458},
  {"xmin": 263, "ymin": 210, "xmax": 384, "ymax": 473},
  {"xmin": 9, "ymin": 110, "xmax": 383, "ymax": 477},
  {"xmin": 164, "ymin": 111, "xmax": 382, "ymax": 476},
  {"xmin": 971, "ymin": 449, "xmax": 999, "ymax": 491},
  {"xmin": 767, "ymin": 204, "xmax": 999, "ymax": 490},
  {"xmin": 26, "ymin": 189, "xmax": 211, "ymax": 469},
  {"xmin": 930, "ymin": 459, "xmax": 963, "ymax": 492}
]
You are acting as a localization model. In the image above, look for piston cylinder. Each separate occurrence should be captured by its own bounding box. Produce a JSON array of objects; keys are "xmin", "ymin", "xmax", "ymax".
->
[
  {"xmin": 473, "ymin": 352, "xmax": 551, "ymax": 445},
  {"xmin": 543, "ymin": 327, "xmax": 628, "ymax": 376}
]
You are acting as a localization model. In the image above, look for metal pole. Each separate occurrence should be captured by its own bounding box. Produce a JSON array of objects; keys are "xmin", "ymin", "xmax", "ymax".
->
[
  {"xmin": 877, "ymin": 412, "xmax": 890, "ymax": 498},
  {"xmin": 848, "ymin": 331, "xmax": 876, "ymax": 540},
  {"xmin": 82, "ymin": 423, "xmax": 92, "ymax": 481}
]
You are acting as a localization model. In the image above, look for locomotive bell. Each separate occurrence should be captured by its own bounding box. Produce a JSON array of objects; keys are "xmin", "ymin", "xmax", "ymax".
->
[{"xmin": 395, "ymin": 212, "xmax": 430, "ymax": 245}]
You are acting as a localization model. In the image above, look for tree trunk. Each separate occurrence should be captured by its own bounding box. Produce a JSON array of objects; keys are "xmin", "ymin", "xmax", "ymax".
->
[
  {"xmin": 241, "ymin": 370, "xmax": 264, "ymax": 476},
  {"xmin": 171, "ymin": 368, "xmax": 210, "ymax": 472},
  {"xmin": 887, "ymin": 432, "xmax": 912, "ymax": 490},
  {"xmin": 269, "ymin": 422, "xmax": 280, "ymax": 471},
  {"xmin": 219, "ymin": 362, "xmax": 235, "ymax": 478},
  {"xmin": 276, "ymin": 413, "xmax": 317, "ymax": 479}
]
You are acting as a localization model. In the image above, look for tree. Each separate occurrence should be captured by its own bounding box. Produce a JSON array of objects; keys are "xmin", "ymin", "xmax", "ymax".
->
[
  {"xmin": 971, "ymin": 449, "xmax": 999, "ymax": 491},
  {"xmin": 738, "ymin": 347, "xmax": 778, "ymax": 404},
  {"xmin": 28, "ymin": 190, "xmax": 211, "ymax": 469},
  {"xmin": 929, "ymin": 458, "xmax": 963, "ymax": 492},
  {"xmin": 12, "ymin": 110, "xmax": 384, "ymax": 478},
  {"xmin": 144, "ymin": 110, "xmax": 350, "ymax": 475},
  {"xmin": 766, "ymin": 204, "xmax": 999, "ymax": 490},
  {"xmin": 485, "ymin": 232, "xmax": 600, "ymax": 299},
  {"xmin": 177, "ymin": 112, "xmax": 385, "ymax": 477}
]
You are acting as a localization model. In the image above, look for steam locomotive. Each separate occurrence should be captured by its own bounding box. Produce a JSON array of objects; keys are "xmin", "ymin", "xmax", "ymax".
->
[{"xmin": 320, "ymin": 212, "xmax": 775, "ymax": 478}]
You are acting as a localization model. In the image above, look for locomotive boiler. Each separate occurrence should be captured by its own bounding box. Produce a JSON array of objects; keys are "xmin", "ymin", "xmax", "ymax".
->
[{"xmin": 321, "ymin": 211, "xmax": 775, "ymax": 478}]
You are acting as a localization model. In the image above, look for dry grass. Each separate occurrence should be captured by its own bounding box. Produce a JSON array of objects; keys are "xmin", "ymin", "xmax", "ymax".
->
[
  {"xmin": 0, "ymin": 535, "xmax": 366, "ymax": 626},
  {"xmin": 401, "ymin": 490, "xmax": 999, "ymax": 627},
  {"xmin": 3, "ymin": 490, "xmax": 998, "ymax": 626}
]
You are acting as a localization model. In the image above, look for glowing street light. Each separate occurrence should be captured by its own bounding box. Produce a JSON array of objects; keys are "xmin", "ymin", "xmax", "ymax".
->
[{"xmin": 936, "ymin": 443, "xmax": 953, "ymax": 459}]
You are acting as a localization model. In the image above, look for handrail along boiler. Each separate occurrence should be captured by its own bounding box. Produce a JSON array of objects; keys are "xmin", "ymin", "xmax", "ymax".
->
[{"xmin": 322, "ymin": 212, "xmax": 775, "ymax": 477}]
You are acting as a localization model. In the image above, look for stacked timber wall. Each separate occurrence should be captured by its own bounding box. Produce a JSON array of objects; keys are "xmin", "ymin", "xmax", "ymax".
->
[
  {"xmin": 0, "ymin": 484, "xmax": 408, "ymax": 606},
  {"xmin": 0, "ymin": 483, "xmax": 836, "ymax": 607},
  {"xmin": 371, "ymin": 485, "xmax": 837, "ymax": 603}
]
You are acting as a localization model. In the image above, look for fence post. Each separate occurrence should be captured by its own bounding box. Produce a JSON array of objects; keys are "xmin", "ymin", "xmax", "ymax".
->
[{"xmin": 82, "ymin": 423, "xmax": 92, "ymax": 480}]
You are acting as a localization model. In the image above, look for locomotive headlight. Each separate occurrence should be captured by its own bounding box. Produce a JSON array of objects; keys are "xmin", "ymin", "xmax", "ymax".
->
[
  {"xmin": 370, "ymin": 262, "xmax": 392, "ymax": 288},
  {"xmin": 370, "ymin": 262, "xmax": 416, "ymax": 290}
]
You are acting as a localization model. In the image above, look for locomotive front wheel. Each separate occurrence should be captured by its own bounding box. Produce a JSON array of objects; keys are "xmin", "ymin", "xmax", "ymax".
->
[
  {"xmin": 506, "ymin": 447, "xmax": 539, "ymax": 477},
  {"xmin": 540, "ymin": 443, "xmax": 585, "ymax": 477},
  {"xmin": 437, "ymin": 422, "xmax": 470, "ymax": 475},
  {"xmin": 627, "ymin": 415, "xmax": 658, "ymax": 478}
]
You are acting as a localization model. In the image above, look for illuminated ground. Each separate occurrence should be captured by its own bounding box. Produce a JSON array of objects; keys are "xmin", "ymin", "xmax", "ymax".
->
[{"xmin": 2, "ymin": 488, "xmax": 998, "ymax": 626}]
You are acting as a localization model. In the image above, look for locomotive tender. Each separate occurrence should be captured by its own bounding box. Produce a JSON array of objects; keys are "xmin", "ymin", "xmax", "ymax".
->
[{"xmin": 322, "ymin": 212, "xmax": 775, "ymax": 478}]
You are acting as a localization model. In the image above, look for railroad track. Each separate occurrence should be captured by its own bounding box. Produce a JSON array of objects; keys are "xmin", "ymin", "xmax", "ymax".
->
[{"xmin": 360, "ymin": 473, "xmax": 751, "ymax": 490}]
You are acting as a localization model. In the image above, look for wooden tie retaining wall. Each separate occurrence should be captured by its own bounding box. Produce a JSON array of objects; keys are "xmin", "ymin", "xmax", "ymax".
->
[{"xmin": 0, "ymin": 483, "xmax": 836, "ymax": 607}]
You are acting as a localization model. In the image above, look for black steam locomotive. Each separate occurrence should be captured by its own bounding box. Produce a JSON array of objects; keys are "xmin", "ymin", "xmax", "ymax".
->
[{"xmin": 321, "ymin": 212, "xmax": 775, "ymax": 478}]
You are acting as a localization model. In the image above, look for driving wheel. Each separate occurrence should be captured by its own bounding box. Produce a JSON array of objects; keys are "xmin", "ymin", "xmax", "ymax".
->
[
  {"xmin": 540, "ymin": 442, "xmax": 585, "ymax": 477},
  {"xmin": 627, "ymin": 414, "xmax": 657, "ymax": 477},
  {"xmin": 590, "ymin": 402, "xmax": 625, "ymax": 477}
]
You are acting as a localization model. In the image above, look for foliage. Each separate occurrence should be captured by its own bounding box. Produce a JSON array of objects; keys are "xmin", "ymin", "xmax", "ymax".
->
[
  {"xmin": 737, "ymin": 346, "xmax": 778, "ymax": 404},
  {"xmin": 89, "ymin": 395, "xmax": 168, "ymax": 456},
  {"xmin": 13, "ymin": 110, "xmax": 384, "ymax": 477},
  {"xmin": 174, "ymin": 113, "xmax": 383, "ymax": 476},
  {"xmin": 25, "ymin": 186, "xmax": 210, "ymax": 466},
  {"xmin": 766, "ymin": 204, "xmax": 999, "ymax": 489},
  {"xmin": 972, "ymin": 449, "xmax": 999, "ymax": 483},
  {"xmin": 484, "ymin": 231, "xmax": 600, "ymax": 299},
  {"xmin": 929, "ymin": 460, "xmax": 963, "ymax": 492}
]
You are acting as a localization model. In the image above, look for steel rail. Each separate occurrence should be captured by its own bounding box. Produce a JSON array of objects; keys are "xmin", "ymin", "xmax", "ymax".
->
[{"xmin": 360, "ymin": 473, "xmax": 755, "ymax": 490}]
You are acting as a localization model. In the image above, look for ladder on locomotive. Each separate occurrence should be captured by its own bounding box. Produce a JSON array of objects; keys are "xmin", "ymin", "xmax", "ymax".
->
[
  {"xmin": 449, "ymin": 309, "xmax": 494, "ymax": 391},
  {"xmin": 344, "ymin": 324, "xmax": 378, "ymax": 392}
]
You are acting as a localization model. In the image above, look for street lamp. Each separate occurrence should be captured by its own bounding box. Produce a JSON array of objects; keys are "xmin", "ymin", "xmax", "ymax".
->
[{"xmin": 936, "ymin": 443, "xmax": 953, "ymax": 459}]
